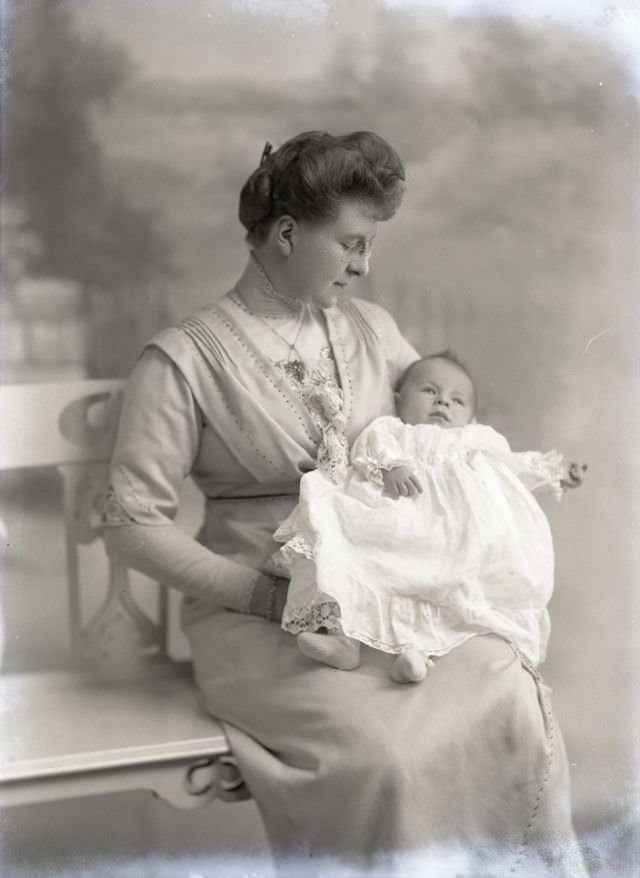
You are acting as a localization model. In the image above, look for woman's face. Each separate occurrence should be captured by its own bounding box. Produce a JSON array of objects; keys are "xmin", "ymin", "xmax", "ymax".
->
[{"xmin": 285, "ymin": 200, "xmax": 378, "ymax": 308}]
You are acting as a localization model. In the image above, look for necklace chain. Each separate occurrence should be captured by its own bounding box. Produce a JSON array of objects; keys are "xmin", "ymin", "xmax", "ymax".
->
[
  {"xmin": 263, "ymin": 310, "xmax": 306, "ymax": 364},
  {"xmin": 230, "ymin": 288, "xmax": 308, "ymax": 382},
  {"xmin": 232, "ymin": 252, "xmax": 317, "ymax": 382}
]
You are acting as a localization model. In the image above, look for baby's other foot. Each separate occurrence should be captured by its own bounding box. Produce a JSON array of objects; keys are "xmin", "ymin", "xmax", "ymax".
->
[
  {"xmin": 391, "ymin": 649, "xmax": 428, "ymax": 683},
  {"xmin": 297, "ymin": 632, "xmax": 361, "ymax": 670}
]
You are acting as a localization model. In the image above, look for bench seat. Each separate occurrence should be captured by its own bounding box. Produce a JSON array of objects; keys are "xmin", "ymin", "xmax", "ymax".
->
[
  {"xmin": 0, "ymin": 380, "xmax": 246, "ymax": 809},
  {"xmin": 0, "ymin": 660, "xmax": 235, "ymax": 808}
]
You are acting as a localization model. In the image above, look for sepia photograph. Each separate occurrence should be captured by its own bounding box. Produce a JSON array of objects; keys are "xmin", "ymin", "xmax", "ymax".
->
[{"xmin": 0, "ymin": 1, "xmax": 637, "ymax": 876}]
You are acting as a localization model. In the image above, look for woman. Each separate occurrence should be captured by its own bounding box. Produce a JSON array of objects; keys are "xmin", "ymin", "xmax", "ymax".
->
[{"xmin": 104, "ymin": 131, "xmax": 586, "ymax": 876}]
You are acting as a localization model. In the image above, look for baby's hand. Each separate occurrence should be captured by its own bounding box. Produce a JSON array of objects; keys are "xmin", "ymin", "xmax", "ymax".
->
[
  {"xmin": 382, "ymin": 465, "xmax": 423, "ymax": 499},
  {"xmin": 561, "ymin": 462, "xmax": 588, "ymax": 491}
]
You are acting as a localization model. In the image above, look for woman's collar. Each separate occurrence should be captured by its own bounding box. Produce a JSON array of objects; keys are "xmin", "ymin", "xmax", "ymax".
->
[{"xmin": 233, "ymin": 252, "xmax": 305, "ymax": 317}]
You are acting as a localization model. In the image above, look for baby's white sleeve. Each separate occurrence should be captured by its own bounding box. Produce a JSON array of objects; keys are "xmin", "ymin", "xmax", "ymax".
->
[
  {"xmin": 507, "ymin": 449, "xmax": 566, "ymax": 500},
  {"xmin": 350, "ymin": 418, "xmax": 413, "ymax": 486}
]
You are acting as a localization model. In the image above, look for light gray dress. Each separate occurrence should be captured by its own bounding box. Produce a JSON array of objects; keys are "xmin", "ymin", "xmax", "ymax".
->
[{"xmin": 104, "ymin": 258, "xmax": 586, "ymax": 876}]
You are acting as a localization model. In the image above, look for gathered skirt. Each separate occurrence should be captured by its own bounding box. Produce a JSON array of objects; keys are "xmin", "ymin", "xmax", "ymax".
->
[{"xmin": 185, "ymin": 605, "xmax": 586, "ymax": 877}]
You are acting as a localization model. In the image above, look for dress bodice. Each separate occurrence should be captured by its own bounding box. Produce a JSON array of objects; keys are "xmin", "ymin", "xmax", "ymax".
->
[{"xmin": 106, "ymin": 259, "xmax": 419, "ymax": 574}]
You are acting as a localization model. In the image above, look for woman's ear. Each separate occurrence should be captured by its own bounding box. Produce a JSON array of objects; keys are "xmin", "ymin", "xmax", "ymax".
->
[{"xmin": 274, "ymin": 215, "xmax": 297, "ymax": 256}]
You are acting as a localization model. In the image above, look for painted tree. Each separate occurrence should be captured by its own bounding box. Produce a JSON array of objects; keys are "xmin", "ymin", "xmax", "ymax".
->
[
  {"xmin": 5, "ymin": 0, "xmax": 171, "ymax": 292},
  {"xmin": 4, "ymin": 0, "xmax": 172, "ymax": 373}
]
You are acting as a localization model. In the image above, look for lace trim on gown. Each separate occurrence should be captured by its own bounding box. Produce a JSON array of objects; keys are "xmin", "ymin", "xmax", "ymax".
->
[
  {"xmin": 272, "ymin": 346, "xmax": 349, "ymax": 632},
  {"xmin": 275, "ymin": 534, "xmax": 315, "ymax": 563},
  {"xmin": 283, "ymin": 600, "xmax": 342, "ymax": 635}
]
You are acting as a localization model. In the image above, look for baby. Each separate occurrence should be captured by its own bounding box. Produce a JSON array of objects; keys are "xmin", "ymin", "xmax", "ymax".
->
[{"xmin": 274, "ymin": 352, "xmax": 585, "ymax": 683}]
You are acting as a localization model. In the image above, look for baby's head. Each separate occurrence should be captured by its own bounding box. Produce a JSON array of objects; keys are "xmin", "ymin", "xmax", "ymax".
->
[{"xmin": 396, "ymin": 352, "xmax": 476, "ymax": 428}]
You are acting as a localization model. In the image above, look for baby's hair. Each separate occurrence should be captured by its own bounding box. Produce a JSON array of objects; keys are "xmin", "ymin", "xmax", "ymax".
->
[
  {"xmin": 400, "ymin": 350, "xmax": 478, "ymax": 412},
  {"xmin": 238, "ymin": 131, "xmax": 406, "ymax": 245}
]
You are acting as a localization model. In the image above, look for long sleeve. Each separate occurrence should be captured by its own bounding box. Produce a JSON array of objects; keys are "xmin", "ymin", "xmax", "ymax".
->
[
  {"xmin": 103, "ymin": 348, "xmax": 260, "ymax": 613},
  {"xmin": 505, "ymin": 449, "xmax": 566, "ymax": 500},
  {"xmin": 469, "ymin": 426, "xmax": 566, "ymax": 501}
]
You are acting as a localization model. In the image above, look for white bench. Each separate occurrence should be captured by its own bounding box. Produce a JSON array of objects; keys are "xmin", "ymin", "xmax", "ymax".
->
[{"xmin": 0, "ymin": 380, "xmax": 246, "ymax": 809}]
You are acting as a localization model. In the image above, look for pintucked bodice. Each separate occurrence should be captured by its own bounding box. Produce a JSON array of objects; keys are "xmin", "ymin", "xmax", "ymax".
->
[{"xmin": 105, "ymin": 260, "xmax": 419, "ymax": 581}]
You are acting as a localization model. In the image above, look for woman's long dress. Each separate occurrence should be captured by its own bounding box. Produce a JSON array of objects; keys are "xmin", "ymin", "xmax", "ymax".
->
[{"xmin": 104, "ymin": 260, "xmax": 586, "ymax": 876}]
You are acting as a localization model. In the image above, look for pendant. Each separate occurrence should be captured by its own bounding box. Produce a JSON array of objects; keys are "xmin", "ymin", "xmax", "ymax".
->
[{"xmin": 283, "ymin": 359, "xmax": 306, "ymax": 383}]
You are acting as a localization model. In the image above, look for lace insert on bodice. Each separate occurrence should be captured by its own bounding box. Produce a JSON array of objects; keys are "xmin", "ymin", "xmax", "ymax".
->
[
  {"xmin": 274, "ymin": 346, "xmax": 349, "ymax": 482},
  {"xmin": 228, "ymin": 283, "xmax": 350, "ymax": 481}
]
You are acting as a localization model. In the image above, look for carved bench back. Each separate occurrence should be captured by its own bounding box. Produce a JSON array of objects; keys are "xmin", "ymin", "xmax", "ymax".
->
[{"xmin": 0, "ymin": 381, "xmax": 168, "ymax": 668}]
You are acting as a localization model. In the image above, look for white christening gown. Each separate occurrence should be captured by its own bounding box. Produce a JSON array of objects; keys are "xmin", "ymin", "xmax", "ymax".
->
[{"xmin": 275, "ymin": 417, "xmax": 566, "ymax": 666}]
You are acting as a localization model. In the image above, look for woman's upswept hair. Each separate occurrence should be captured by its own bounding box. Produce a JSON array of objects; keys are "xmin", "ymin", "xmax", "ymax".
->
[{"xmin": 238, "ymin": 130, "xmax": 406, "ymax": 245}]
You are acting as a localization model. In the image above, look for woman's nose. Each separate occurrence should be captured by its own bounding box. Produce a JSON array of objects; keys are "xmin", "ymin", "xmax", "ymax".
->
[{"xmin": 348, "ymin": 250, "xmax": 370, "ymax": 277}]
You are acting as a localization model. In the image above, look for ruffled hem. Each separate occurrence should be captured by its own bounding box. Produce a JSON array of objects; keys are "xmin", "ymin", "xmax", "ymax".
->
[
  {"xmin": 282, "ymin": 596, "xmax": 477, "ymax": 659},
  {"xmin": 282, "ymin": 581, "xmax": 550, "ymax": 666}
]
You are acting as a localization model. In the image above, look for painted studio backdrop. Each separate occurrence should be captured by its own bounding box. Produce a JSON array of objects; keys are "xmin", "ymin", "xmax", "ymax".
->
[{"xmin": 1, "ymin": 0, "xmax": 638, "ymax": 875}]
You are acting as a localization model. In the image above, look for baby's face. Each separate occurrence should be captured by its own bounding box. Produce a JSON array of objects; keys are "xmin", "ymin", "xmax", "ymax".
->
[{"xmin": 397, "ymin": 359, "xmax": 475, "ymax": 428}]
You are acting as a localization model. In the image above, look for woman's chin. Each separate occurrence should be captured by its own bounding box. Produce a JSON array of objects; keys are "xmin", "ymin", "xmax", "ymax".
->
[{"xmin": 315, "ymin": 287, "xmax": 341, "ymax": 308}]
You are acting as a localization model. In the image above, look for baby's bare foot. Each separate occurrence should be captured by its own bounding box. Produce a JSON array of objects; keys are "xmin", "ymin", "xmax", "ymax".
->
[
  {"xmin": 297, "ymin": 632, "xmax": 361, "ymax": 670},
  {"xmin": 391, "ymin": 649, "xmax": 428, "ymax": 683}
]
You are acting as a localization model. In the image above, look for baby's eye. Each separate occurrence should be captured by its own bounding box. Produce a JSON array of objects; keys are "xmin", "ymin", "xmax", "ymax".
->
[
  {"xmin": 423, "ymin": 387, "xmax": 436, "ymax": 395},
  {"xmin": 453, "ymin": 398, "xmax": 465, "ymax": 406}
]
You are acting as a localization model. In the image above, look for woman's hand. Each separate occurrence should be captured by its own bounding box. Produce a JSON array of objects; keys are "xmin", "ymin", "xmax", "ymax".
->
[
  {"xmin": 249, "ymin": 572, "xmax": 290, "ymax": 622},
  {"xmin": 382, "ymin": 465, "xmax": 423, "ymax": 499},
  {"xmin": 561, "ymin": 461, "xmax": 588, "ymax": 491}
]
